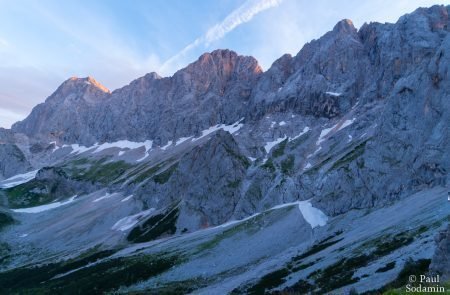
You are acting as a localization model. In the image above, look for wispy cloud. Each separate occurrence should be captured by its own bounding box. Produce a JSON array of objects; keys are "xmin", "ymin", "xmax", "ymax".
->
[
  {"xmin": 160, "ymin": 0, "xmax": 284, "ymax": 74},
  {"xmin": 0, "ymin": 107, "xmax": 26, "ymax": 129}
]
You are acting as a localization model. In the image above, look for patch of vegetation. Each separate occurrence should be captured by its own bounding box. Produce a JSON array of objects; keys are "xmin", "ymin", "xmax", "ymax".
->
[
  {"xmin": 0, "ymin": 251, "xmax": 181, "ymax": 294},
  {"xmin": 153, "ymin": 163, "xmax": 178, "ymax": 184},
  {"xmin": 227, "ymin": 179, "xmax": 242, "ymax": 189},
  {"xmin": 278, "ymin": 279, "xmax": 315, "ymax": 294},
  {"xmin": 372, "ymin": 232, "xmax": 414, "ymax": 257},
  {"xmin": 0, "ymin": 242, "xmax": 11, "ymax": 266},
  {"xmin": 376, "ymin": 261, "xmax": 396, "ymax": 273},
  {"xmin": 234, "ymin": 230, "xmax": 343, "ymax": 294},
  {"xmin": 128, "ymin": 162, "xmax": 165, "ymax": 184},
  {"xmin": 261, "ymin": 158, "xmax": 276, "ymax": 173},
  {"xmin": 288, "ymin": 132, "xmax": 311, "ymax": 149},
  {"xmin": 310, "ymin": 254, "xmax": 371, "ymax": 292},
  {"xmin": 358, "ymin": 229, "xmax": 421, "ymax": 259},
  {"xmin": 247, "ymin": 268, "xmax": 290, "ymax": 294},
  {"xmin": 292, "ymin": 231, "xmax": 344, "ymax": 262},
  {"xmin": 364, "ymin": 259, "xmax": 432, "ymax": 295},
  {"xmin": 290, "ymin": 261, "xmax": 315, "ymax": 272},
  {"xmin": 330, "ymin": 140, "xmax": 367, "ymax": 171},
  {"xmin": 224, "ymin": 145, "xmax": 251, "ymax": 169},
  {"xmin": 141, "ymin": 277, "xmax": 210, "ymax": 295},
  {"xmin": 281, "ymin": 155, "xmax": 295, "ymax": 174},
  {"xmin": 4, "ymin": 179, "xmax": 55, "ymax": 208},
  {"xmin": 272, "ymin": 139, "xmax": 288, "ymax": 158},
  {"xmin": 127, "ymin": 207, "xmax": 179, "ymax": 243},
  {"xmin": 71, "ymin": 158, "xmax": 135, "ymax": 184},
  {"xmin": 0, "ymin": 212, "xmax": 14, "ymax": 230},
  {"xmin": 304, "ymin": 156, "xmax": 333, "ymax": 176},
  {"xmin": 197, "ymin": 206, "xmax": 294, "ymax": 252}
]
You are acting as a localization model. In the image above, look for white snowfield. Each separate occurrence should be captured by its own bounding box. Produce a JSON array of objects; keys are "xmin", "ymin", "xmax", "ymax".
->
[
  {"xmin": 297, "ymin": 201, "xmax": 328, "ymax": 228},
  {"xmin": 0, "ymin": 170, "xmax": 39, "ymax": 189},
  {"xmin": 317, "ymin": 125, "xmax": 335, "ymax": 145},
  {"xmin": 175, "ymin": 136, "xmax": 193, "ymax": 146},
  {"xmin": 264, "ymin": 136, "xmax": 287, "ymax": 153},
  {"xmin": 218, "ymin": 199, "xmax": 327, "ymax": 230},
  {"xmin": 12, "ymin": 195, "xmax": 78, "ymax": 214},
  {"xmin": 56, "ymin": 140, "xmax": 153, "ymax": 156},
  {"xmin": 317, "ymin": 117, "xmax": 356, "ymax": 146},
  {"xmin": 92, "ymin": 192, "xmax": 114, "ymax": 203},
  {"xmin": 289, "ymin": 126, "xmax": 310, "ymax": 142},
  {"xmin": 192, "ymin": 118, "xmax": 244, "ymax": 142},
  {"xmin": 160, "ymin": 141, "xmax": 173, "ymax": 150},
  {"xmin": 264, "ymin": 126, "xmax": 310, "ymax": 154},
  {"xmin": 271, "ymin": 200, "xmax": 328, "ymax": 228},
  {"xmin": 338, "ymin": 118, "xmax": 356, "ymax": 131},
  {"xmin": 52, "ymin": 120, "xmax": 245, "ymax": 159},
  {"xmin": 121, "ymin": 195, "xmax": 134, "ymax": 202},
  {"xmin": 325, "ymin": 91, "xmax": 342, "ymax": 96},
  {"xmin": 111, "ymin": 208, "xmax": 155, "ymax": 231},
  {"xmin": 94, "ymin": 140, "xmax": 153, "ymax": 154}
]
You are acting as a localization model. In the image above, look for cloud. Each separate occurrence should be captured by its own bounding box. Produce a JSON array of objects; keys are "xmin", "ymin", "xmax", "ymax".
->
[
  {"xmin": 160, "ymin": 0, "xmax": 284, "ymax": 74},
  {"xmin": 0, "ymin": 107, "xmax": 27, "ymax": 129}
]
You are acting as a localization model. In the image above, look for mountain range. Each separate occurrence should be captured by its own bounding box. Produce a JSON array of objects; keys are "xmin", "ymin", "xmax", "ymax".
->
[{"xmin": 0, "ymin": 5, "xmax": 449, "ymax": 294}]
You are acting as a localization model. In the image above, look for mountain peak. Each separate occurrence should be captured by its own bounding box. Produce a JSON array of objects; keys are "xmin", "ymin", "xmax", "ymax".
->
[
  {"xmin": 64, "ymin": 76, "xmax": 110, "ymax": 94},
  {"xmin": 333, "ymin": 19, "xmax": 357, "ymax": 34},
  {"xmin": 184, "ymin": 49, "xmax": 263, "ymax": 75}
]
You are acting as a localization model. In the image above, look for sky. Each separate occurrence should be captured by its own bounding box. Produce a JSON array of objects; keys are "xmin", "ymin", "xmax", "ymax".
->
[{"xmin": 0, "ymin": 0, "xmax": 448, "ymax": 128}]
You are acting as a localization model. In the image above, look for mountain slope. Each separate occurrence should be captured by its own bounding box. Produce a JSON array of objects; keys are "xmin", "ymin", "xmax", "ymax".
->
[{"xmin": 1, "ymin": 4, "xmax": 449, "ymax": 294}]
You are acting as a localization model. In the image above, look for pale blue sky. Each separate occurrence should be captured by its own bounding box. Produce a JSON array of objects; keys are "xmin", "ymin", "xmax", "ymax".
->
[{"xmin": 0, "ymin": 0, "xmax": 448, "ymax": 128}]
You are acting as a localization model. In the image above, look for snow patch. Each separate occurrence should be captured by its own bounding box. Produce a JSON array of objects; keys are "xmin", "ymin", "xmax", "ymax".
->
[
  {"xmin": 94, "ymin": 140, "xmax": 153, "ymax": 154},
  {"xmin": 264, "ymin": 136, "xmax": 287, "ymax": 153},
  {"xmin": 304, "ymin": 162, "xmax": 312, "ymax": 170},
  {"xmin": 289, "ymin": 127, "xmax": 310, "ymax": 142},
  {"xmin": 297, "ymin": 200, "xmax": 328, "ymax": 228},
  {"xmin": 270, "ymin": 121, "xmax": 276, "ymax": 128},
  {"xmin": 215, "ymin": 200, "xmax": 327, "ymax": 230},
  {"xmin": 92, "ymin": 193, "xmax": 113, "ymax": 203},
  {"xmin": 337, "ymin": 118, "xmax": 356, "ymax": 131},
  {"xmin": 12, "ymin": 195, "xmax": 78, "ymax": 213},
  {"xmin": 67, "ymin": 144, "xmax": 97, "ymax": 155},
  {"xmin": 192, "ymin": 119, "xmax": 244, "ymax": 142},
  {"xmin": 175, "ymin": 136, "xmax": 193, "ymax": 146},
  {"xmin": 317, "ymin": 125, "xmax": 337, "ymax": 145},
  {"xmin": 248, "ymin": 157, "xmax": 256, "ymax": 162},
  {"xmin": 279, "ymin": 121, "xmax": 287, "ymax": 126},
  {"xmin": 50, "ymin": 141, "xmax": 60, "ymax": 153},
  {"xmin": 19, "ymin": 233, "xmax": 28, "ymax": 238},
  {"xmin": 0, "ymin": 170, "xmax": 39, "ymax": 189},
  {"xmin": 267, "ymin": 200, "xmax": 328, "ymax": 228},
  {"xmin": 326, "ymin": 91, "xmax": 341, "ymax": 97},
  {"xmin": 161, "ymin": 141, "xmax": 173, "ymax": 150},
  {"xmin": 111, "ymin": 208, "xmax": 155, "ymax": 231},
  {"xmin": 121, "ymin": 195, "xmax": 134, "ymax": 202}
]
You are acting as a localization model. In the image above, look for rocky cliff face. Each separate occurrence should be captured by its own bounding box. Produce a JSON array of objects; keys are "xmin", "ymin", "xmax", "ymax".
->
[
  {"xmin": 431, "ymin": 224, "xmax": 450, "ymax": 280},
  {"xmin": 13, "ymin": 50, "xmax": 261, "ymax": 146}
]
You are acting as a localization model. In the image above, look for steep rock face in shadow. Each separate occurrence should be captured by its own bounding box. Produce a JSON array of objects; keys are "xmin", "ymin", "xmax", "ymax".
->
[
  {"xmin": 135, "ymin": 130, "xmax": 249, "ymax": 232},
  {"xmin": 431, "ymin": 224, "xmax": 450, "ymax": 280}
]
